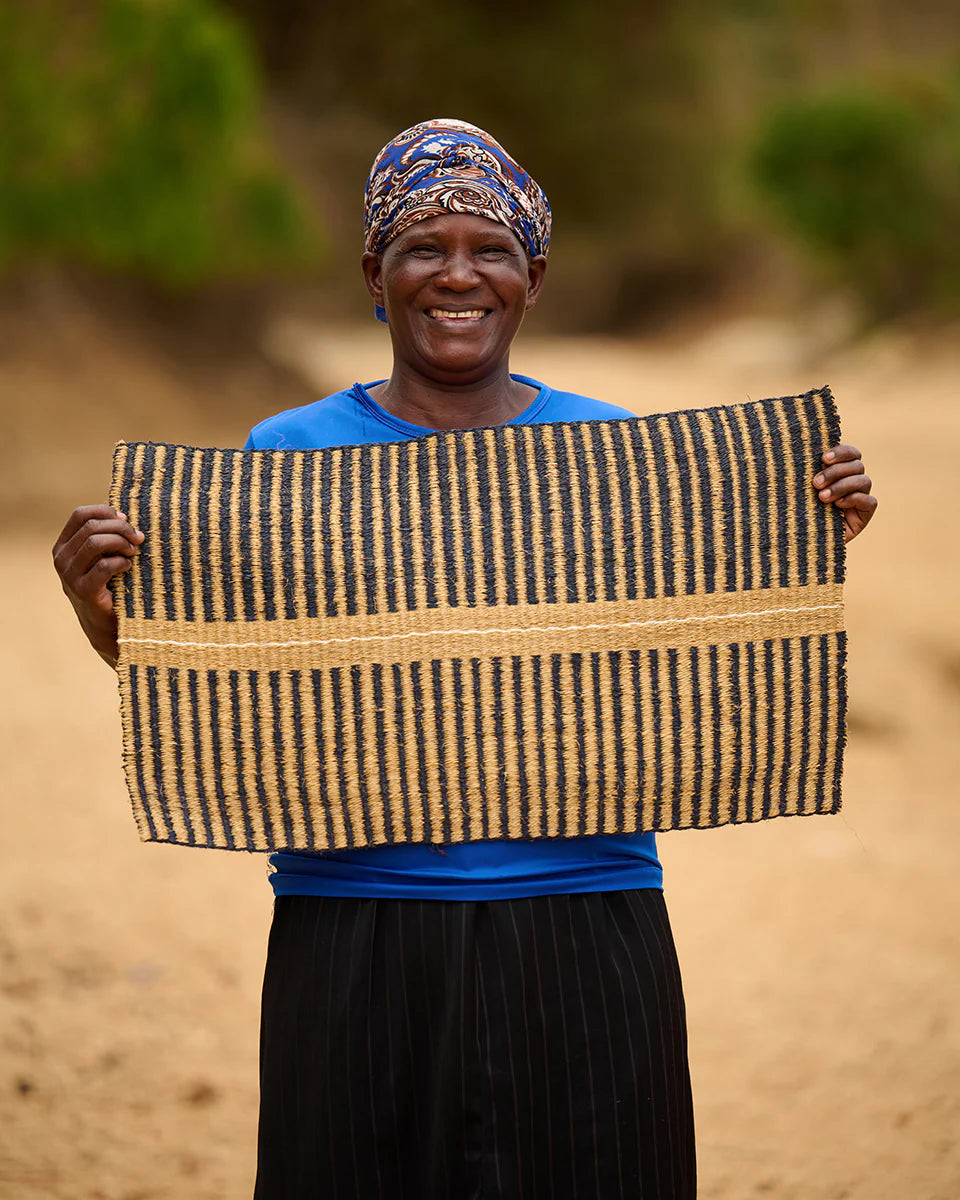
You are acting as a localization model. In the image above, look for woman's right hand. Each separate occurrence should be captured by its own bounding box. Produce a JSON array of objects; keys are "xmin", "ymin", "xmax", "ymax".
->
[{"xmin": 52, "ymin": 505, "xmax": 144, "ymax": 668}]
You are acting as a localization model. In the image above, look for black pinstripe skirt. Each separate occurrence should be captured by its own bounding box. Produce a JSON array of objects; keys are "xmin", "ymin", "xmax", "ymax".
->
[{"xmin": 255, "ymin": 890, "xmax": 695, "ymax": 1199}]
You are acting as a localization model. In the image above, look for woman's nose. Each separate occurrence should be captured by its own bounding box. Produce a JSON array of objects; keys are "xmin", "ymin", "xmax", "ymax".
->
[{"xmin": 435, "ymin": 250, "xmax": 480, "ymax": 289}]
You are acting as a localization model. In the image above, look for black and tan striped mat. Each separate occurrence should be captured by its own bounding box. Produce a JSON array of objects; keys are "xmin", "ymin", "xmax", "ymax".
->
[{"xmin": 109, "ymin": 386, "xmax": 846, "ymax": 852}]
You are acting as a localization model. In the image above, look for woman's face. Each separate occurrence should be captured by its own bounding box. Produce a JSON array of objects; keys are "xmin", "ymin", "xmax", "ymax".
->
[{"xmin": 362, "ymin": 213, "xmax": 547, "ymax": 386}]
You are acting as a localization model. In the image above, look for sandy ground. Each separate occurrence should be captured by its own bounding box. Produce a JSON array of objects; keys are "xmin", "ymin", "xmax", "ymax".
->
[{"xmin": 2, "ymin": 301, "xmax": 959, "ymax": 1198}]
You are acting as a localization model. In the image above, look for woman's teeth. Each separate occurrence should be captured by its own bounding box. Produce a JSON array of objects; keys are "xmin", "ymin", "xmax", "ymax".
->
[{"xmin": 427, "ymin": 308, "xmax": 486, "ymax": 320}]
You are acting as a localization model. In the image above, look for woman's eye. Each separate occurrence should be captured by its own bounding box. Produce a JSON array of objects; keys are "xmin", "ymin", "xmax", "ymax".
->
[
  {"xmin": 408, "ymin": 245, "xmax": 440, "ymax": 257},
  {"xmin": 479, "ymin": 246, "xmax": 510, "ymax": 257}
]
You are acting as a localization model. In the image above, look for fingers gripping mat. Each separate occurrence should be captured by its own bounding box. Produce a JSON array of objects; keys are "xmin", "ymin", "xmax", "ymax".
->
[{"xmin": 109, "ymin": 387, "xmax": 846, "ymax": 852}]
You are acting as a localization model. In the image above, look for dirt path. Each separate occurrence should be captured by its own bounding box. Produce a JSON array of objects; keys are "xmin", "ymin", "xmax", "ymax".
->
[{"xmin": 2, "ymin": 318, "xmax": 958, "ymax": 1198}]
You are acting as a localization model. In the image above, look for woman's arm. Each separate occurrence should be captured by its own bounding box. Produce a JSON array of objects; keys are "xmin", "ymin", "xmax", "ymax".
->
[
  {"xmin": 813, "ymin": 444, "xmax": 877, "ymax": 542},
  {"xmin": 52, "ymin": 505, "xmax": 144, "ymax": 668}
]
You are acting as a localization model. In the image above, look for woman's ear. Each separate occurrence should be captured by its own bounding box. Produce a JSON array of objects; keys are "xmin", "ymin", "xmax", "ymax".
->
[
  {"xmin": 525, "ymin": 255, "xmax": 547, "ymax": 311},
  {"xmin": 361, "ymin": 252, "xmax": 384, "ymax": 307}
]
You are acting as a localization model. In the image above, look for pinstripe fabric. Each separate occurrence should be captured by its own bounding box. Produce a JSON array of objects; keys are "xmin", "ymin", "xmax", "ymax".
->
[
  {"xmin": 110, "ymin": 388, "xmax": 846, "ymax": 854},
  {"xmin": 255, "ymin": 891, "xmax": 695, "ymax": 1199}
]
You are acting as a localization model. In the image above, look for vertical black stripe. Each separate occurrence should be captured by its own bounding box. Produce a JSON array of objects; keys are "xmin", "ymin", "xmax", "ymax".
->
[
  {"xmin": 645, "ymin": 421, "xmax": 676, "ymax": 598},
  {"xmin": 450, "ymin": 659, "xmax": 470, "ymax": 835},
  {"xmin": 469, "ymin": 658, "xmax": 490, "ymax": 840},
  {"xmin": 473, "ymin": 434, "xmax": 499, "ymax": 607},
  {"xmin": 217, "ymin": 450, "xmax": 236, "ymax": 622},
  {"xmin": 237, "ymin": 454, "xmax": 258, "ymax": 622},
  {"xmin": 159, "ymin": 452, "xmax": 178, "ymax": 622},
  {"xmin": 350, "ymin": 664, "xmax": 375, "ymax": 845},
  {"xmin": 530, "ymin": 655, "xmax": 547, "ymax": 837},
  {"xmin": 383, "ymin": 679, "xmax": 413, "ymax": 847},
  {"xmin": 430, "ymin": 660, "xmax": 452, "ymax": 843},
  {"xmin": 832, "ymin": 631, "xmax": 847, "ymax": 810},
  {"xmin": 279, "ymin": 453, "xmax": 298, "ymax": 620},
  {"xmin": 414, "ymin": 441, "xmax": 439, "ymax": 610},
  {"xmin": 796, "ymin": 637, "xmax": 812, "ymax": 815},
  {"xmin": 186, "ymin": 669, "xmax": 216, "ymax": 845},
  {"xmin": 320, "ymin": 454, "xmax": 338, "ymax": 617},
  {"xmin": 684, "ymin": 414, "xmax": 717, "ymax": 594},
  {"xmin": 120, "ymin": 448, "xmax": 138, "ymax": 619},
  {"xmin": 288, "ymin": 670, "xmax": 316, "ymax": 847},
  {"xmin": 127, "ymin": 664, "xmax": 159, "ymax": 840},
  {"xmin": 556, "ymin": 435, "xmax": 580, "ymax": 605},
  {"xmin": 722, "ymin": 411, "xmax": 754, "ymax": 592},
  {"xmin": 648, "ymin": 649, "xmax": 665, "ymax": 831},
  {"xmin": 777, "ymin": 640, "xmax": 794, "ymax": 816},
  {"xmin": 832, "ymin": 506, "xmax": 846, "ymax": 587},
  {"xmin": 666, "ymin": 648, "xmax": 684, "ymax": 828},
  {"xmin": 408, "ymin": 661, "xmax": 432, "ymax": 842},
  {"xmin": 688, "ymin": 647, "xmax": 703, "ymax": 827},
  {"xmin": 789, "ymin": 411, "xmax": 811, "ymax": 587},
  {"xmin": 761, "ymin": 640, "xmax": 776, "ymax": 819},
  {"xmin": 569, "ymin": 425, "xmax": 598, "ymax": 603},
  {"xmin": 370, "ymin": 663, "xmax": 395, "ymax": 843},
  {"xmin": 207, "ymin": 670, "xmax": 235, "ymax": 849},
  {"xmin": 300, "ymin": 455, "xmax": 319, "ymax": 619},
  {"xmin": 531, "ymin": 427, "xmax": 559, "ymax": 606},
  {"xmin": 587, "ymin": 424, "xmax": 619, "ymax": 602},
  {"xmin": 195, "ymin": 448, "xmax": 216, "ymax": 624},
  {"xmin": 630, "ymin": 424, "xmax": 658, "ymax": 601},
  {"xmin": 270, "ymin": 670, "xmax": 296, "ymax": 847},
  {"xmin": 339, "ymin": 446, "xmax": 358, "ymax": 616},
  {"xmin": 357, "ymin": 446, "xmax": 378, "ymax": 616},
  {"xmin": 257, "ymin": 454, "xmax": 277, "ymax": 620},
  {"xmin": 665, "ymin": 413, "xmax": 697, "ymax": 596},
  {"xmin": 708, "ymin": 646, "xmax": 722, "ymax": 827},
  {"xmin": 727, "ymin": 644, "xmax": 743, "ymax": 824},
  {"xmin": 744, "ymin": 643, "xmax": 760, "ymax": 822},
  {"xmin": 759, "ymin": 401, "xmax": 792, "ymax": 588},
  {"xmin": 492, "ymin": 429, "xmax": 519, "ymax": 606},
  {"xmin": 741, "ymin": 404, "xmax": 773, "ymax": 590},
  {"xmin": 550, "ymin": 655, "xmax": 568, "ymax": 837},
  {"xmin": 145, "ymin": 665, "xmax": 176, "ymax": 840},
  {"xmin": 177, "ymin": 451, "xmax": 196, "ymax": 621},
  {"xmin": 511, "ymin": 430, "xmax": 539, "ymax": 606},
  {"xmin": 570, "ymin": 653, "xmax": 588, "ymax": 836},
  {"xmin": 248, "ymin": 671, "xmax": 277, "ymax": 847},
  {"xmin": 310, "ymin": 671, "xmax": 338, "ymax": 850},
  {"xmin": 815, "ymin": 632, "xmax": 831, "ymax": 811},
  {"xmin": 590, "ymin": 651, "xmax": 607, "ymax": 832},
  {"xmin": 511, "ymin": 656, "xmax": 531, "ymax": 839},
  {"xmin": 197, "ymin": 449, "xmax": 216, "ymax": 621},
  {"xmin": 706, "ymin": 410, "xmax": 738, "ymax": 593},
  {"xmin": 377, "ymin": 443, "xmax": 399, "ymax": 614},
  {"xmin": 435, "ymin": 437, "xmax": 460, "ymax": 609},
  {"xmin": 452, "ymin": 435, "xmax": 477, "ymax": 608},
  {"xmin": 608, "ymin": 651, "xmax": 626, "ymax": 831},
  {"xmin": 329, "ymin": 667, "xmax": 356, "ymax": 846},
  {"xmin": 630, "ymin": 650, "xmax": 647, "ymax": 826},
  {"xmin": 490, "ymin": 657, "xmax": 509, "ymax": 840},
  {"xmin": 607, "ymin": 423, "xmax": 638, "ymax": 601}
]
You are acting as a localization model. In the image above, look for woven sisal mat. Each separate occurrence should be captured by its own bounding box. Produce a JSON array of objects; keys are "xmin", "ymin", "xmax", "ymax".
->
[{"xmin": 109, "ymin": 386, "xmax": 846, "ymax": 852}]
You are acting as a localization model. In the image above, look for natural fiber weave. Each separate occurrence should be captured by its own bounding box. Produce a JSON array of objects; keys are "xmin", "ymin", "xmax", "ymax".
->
[{"xmin": 110, "ymin": 386, "xmax": 846, "ymax": 852}]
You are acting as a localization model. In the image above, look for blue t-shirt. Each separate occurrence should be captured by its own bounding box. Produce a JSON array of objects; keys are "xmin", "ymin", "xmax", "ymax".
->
[{"xmin": 245, "ymin": 375, "xmax": 663, "ymax": 900}]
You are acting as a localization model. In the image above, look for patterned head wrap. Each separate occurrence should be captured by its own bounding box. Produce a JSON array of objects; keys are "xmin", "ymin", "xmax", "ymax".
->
[{"xmin": 363, "ymin": 118, "xmax": 552, "ymax": 322}]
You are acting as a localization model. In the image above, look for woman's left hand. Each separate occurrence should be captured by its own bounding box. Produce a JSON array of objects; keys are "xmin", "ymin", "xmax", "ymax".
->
[{"xmin": 813, "ymin": 444, "xmax": 877, "ymax": 542}]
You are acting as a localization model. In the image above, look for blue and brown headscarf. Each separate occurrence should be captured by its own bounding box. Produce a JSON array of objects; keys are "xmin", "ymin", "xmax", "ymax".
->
[{"xmin": 363, "ymin": 118, "xmax": 552, "ymax": 321}]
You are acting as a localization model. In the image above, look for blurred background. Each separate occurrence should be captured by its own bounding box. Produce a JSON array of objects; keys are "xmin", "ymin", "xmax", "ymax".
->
[{"xmin": 1, "ymin": 1, "xmax": 959, "ymax": 1197}]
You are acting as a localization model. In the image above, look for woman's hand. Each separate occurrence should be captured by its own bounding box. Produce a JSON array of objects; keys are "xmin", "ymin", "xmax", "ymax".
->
[
  {"xmin": 813, "ymin": 444, "xmax": 877, "ymax": 543},
  {"xmin": 52, "ymin": 505, "xmax": 144, "ymax": 668}
]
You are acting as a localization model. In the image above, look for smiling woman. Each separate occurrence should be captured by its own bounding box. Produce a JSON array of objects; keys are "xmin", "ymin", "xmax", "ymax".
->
[
  {"xmin": 51, "ymin": 116, "xmax": 876, "ymax": 1200},
  {"xmin": 244, "ymin": 117, "xmax": 698, "ymax": 1199},
  {"xmin": 362, "ymin": 212, "xmax": 547, "ymax": 414}
]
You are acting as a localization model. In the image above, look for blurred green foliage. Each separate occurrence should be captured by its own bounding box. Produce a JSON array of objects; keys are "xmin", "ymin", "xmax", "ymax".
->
[
  {"xmin": 0, "ymin": 0, "xmax": 316, "ymax": 285},
  {"xmin": 750, "ymin": 73, "xmax": 960, "ymax": 315},
  {"xmin": 2, "ymin": 0, "xmax": 960, "ymax": 323}
]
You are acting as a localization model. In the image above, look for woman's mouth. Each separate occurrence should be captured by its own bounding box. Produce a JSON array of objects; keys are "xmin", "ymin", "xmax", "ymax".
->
[{"xmin": 425, "ymin": 308, "xmax": 489, "ymax": 322}]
